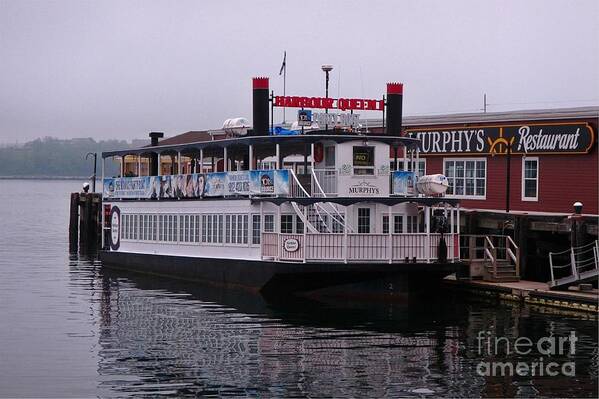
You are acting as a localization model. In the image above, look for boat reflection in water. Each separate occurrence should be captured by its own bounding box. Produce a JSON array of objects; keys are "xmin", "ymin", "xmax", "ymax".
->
[{"xmin": 92, "ymin": 267, "xmax": 598, "ymax": 398}]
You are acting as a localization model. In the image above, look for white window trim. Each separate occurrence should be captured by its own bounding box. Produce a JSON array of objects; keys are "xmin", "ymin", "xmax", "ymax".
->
[
  {"xmin": 521, "ymin": 156, "xmax": 539, "ymax": 202},
  {"xmin": 390, "ymin": 158, "xmax": 426, "ymax": 176},
  {"xmin": 443, "ymin": 157, "xmax": 487, "ymax": 200}
]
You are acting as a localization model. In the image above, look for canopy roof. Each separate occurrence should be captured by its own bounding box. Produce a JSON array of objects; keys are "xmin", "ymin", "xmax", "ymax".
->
[{"xmin": 102, "ymin": 132, "xmax": 419, "ymax": 158}]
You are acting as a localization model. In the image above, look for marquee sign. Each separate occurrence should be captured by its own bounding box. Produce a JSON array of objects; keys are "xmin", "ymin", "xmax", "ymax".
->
[
  {"xmin": 274, "ymin": 95, "xmax": 384, "ymax": 111},
  {"xmin": 406, "ymin": 123, "xmax": 595, "ymax": 155}
]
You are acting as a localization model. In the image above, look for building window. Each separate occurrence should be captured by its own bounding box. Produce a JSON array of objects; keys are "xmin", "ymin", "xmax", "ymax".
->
[
  {"xmin": 264, "ymin": 214, "xmax": 275, "ymax": 232},
  {"xmin": 393, "ymin": 159, "xmax": 426, "ymax": 177},
  {"xmin": 357, "ymin": 208, "xmax": 370, "ymax": 233},
  {"xmin": 444, "ymin": 159, "xmax": 486, "ymax": 198},
  {"xmin": 394, "ymin": 215, "xmax": 404, "ymax": 234},
  {"xmin": 281, "ymin": 215, "xmax": 294, "ymax": 234},
  {"xmin": 382, "ymin": 215, "xmax": 389, "ymax": 234},
  {"xmin": 522, "ymin": 157, "xmax": 539, "ymax": 201},
  {"xmin": 252, "ymin": 215, "xmax": 261, "ymax": 245},
  {"xmin": 353, "ymin": 146, "xmax": 374, "ymax": 175}
]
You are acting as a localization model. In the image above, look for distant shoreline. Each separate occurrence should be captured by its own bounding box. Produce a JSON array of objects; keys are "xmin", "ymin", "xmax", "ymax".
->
[{"xmin": 0, "ymin": 176, "xmax": 89, "ymax": 180}]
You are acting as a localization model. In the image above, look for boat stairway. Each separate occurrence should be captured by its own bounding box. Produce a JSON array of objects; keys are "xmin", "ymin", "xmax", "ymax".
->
[{"xmin": 288, "ymin": 169, "xmax": 354, "ymax": 234}]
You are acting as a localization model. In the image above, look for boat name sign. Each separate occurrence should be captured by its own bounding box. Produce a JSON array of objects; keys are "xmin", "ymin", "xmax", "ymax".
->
[{"xmin": 283, "ymin": 238, "xmax": 300, "ymax": 252}]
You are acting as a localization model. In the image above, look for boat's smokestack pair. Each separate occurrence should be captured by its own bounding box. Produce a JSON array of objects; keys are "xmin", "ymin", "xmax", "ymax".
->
[{"xmin": 250, "ymin": 77, "xmax": 403, "ymax": 136}]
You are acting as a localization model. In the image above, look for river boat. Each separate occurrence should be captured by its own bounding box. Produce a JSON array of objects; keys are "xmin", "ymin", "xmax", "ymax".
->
[{"xmin": 99, "ymin": 77, "xmax": 462, "ymax": 296}]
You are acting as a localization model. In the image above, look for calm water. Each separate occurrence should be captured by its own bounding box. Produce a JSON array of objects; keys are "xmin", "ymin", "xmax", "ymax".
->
[{"xmin": 0, "ymin": 179, "xmax": 597, "ymax": 398}]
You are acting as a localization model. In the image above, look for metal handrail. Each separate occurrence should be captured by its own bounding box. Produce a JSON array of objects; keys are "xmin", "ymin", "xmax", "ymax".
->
[
  {"xmin": 310, "ymin": 168, "xmax": 355, "ymax": 233},
  {"xmin": 549, "ymin": 240, "xmax": 599, "ymax": 287}
]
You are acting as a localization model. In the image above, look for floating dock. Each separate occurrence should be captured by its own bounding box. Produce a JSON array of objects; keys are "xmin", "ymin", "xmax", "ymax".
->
[{"xmin": 445, "ymin": 275, "xmax": 598, "ymax": 313}]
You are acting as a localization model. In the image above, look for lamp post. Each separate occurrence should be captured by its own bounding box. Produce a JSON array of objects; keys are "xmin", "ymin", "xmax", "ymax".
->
[
  {"xmin": 85, "ymin": 152, "xmax": 97, "ymax": 192},
  {"xmin": 321, "ymin": 64, "xmax": 333, "ymax": 131}
]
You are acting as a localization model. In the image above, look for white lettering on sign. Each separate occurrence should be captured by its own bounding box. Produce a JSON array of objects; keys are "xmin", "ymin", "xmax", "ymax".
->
[
  {"xmin": 411, "ymin": 129, "xmax": 486, "ymax": 154},
  {"xmin": 313, "ymin": 113, "xmax": 360, "ymax": 127},
  {"xmin": 283, "ymin": 238, "xmax": 299, "ymax": 252},
  {"xmin": 516, "ymin": 126, "xmax": 581, "ymax": 152}
]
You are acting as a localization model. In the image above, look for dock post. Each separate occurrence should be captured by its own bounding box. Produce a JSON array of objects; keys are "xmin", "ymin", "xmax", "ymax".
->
[
  {"xmin": 69, "ymin": 192, "xmax": 80, "ymax": 251},
  {"xmin": 515, "ymin": 215, "xmax": 528, "ymax": 278}
]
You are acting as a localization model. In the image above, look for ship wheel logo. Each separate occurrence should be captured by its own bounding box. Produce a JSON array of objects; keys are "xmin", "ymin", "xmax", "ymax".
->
[{"xmin": 487, "ymin": 130, "xmax": 516, "ymax": 155}]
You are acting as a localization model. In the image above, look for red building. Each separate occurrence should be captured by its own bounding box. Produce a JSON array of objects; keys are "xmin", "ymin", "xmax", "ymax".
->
[{"xmin": 397, "ymin": 107, "xmax": 598, "ymax": 217}]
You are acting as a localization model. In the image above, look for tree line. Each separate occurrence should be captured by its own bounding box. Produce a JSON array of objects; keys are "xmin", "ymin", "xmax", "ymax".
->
[{"xmin": 0, "ymin": 137, "xmax": 140, "ymax": 177}]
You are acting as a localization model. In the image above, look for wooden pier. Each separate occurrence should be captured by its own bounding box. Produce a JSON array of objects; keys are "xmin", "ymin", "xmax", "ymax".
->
[
  {"xmin": 445, "ymin": 275, "xmax": 598, "ymax": 313},
  {"xmin": 69, "ymin": 192, "xmax": 102, "ymax": 251}
]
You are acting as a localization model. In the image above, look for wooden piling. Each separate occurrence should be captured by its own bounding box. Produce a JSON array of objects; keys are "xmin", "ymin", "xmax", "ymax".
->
[
  {"xmin": 70, "ymin": 192, "xmax": 102, "ymax": 252},
  {"xmin": 69, "ymin": 192, "xmax": 80, "ymax": 251}
]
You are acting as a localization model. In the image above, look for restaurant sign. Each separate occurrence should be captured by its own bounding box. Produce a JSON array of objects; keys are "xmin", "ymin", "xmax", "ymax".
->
[{"xmin": 406, "ymin": 123, "xmax": 594, "ymax": 155}]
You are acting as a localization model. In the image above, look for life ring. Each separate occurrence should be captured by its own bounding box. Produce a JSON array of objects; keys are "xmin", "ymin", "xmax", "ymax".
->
[{"xmin": 314, "ymin": 143, "xmax": 324, "ymax": 163}]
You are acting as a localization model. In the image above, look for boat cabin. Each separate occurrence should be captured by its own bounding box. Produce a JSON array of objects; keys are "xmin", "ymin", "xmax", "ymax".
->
[{"xmin": 101, "ymin": 131, "xmax": 461, "ymax": 265}]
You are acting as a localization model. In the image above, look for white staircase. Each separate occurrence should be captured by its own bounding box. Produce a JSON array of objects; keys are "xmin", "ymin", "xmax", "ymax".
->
[{"xmin": 288, "ymin": 170, "xmax": 354, "ymax": 234}]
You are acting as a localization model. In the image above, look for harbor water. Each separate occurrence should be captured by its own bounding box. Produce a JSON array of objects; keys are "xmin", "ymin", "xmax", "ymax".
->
[{"xmin": 0, "ymin": 179, "xmax": 597, "ymax": 398}]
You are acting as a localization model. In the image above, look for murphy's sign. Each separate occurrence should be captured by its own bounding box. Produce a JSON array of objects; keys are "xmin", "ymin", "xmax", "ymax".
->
[{"xmin": 406, "ymin": 123, "xmax": 595, "ymax": 155}]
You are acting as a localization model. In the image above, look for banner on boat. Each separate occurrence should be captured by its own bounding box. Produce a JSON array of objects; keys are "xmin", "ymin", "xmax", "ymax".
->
[
  {"xmin": 391, "ymin": 171, "xmax": 417, "ymax": 196},
  {"xmin": 103, "ymin": 170, "xmax": 290, "ymax": 199}
]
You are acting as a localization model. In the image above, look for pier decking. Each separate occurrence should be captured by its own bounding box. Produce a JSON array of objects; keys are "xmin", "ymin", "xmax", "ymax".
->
[{"xmin": 445, "ymin": 275, "xmax": 598, "ymax": 313}]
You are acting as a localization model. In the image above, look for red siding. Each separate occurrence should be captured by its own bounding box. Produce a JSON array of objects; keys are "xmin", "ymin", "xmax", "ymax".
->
[{"xmin": 412, "ymin": 117, "xmax": 598, "ymax": 216}]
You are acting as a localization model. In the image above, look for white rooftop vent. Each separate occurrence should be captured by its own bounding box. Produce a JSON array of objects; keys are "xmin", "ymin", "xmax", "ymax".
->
[{"xmin": 222, "ymin": 117, "xmax": 250, "ymax": 136}]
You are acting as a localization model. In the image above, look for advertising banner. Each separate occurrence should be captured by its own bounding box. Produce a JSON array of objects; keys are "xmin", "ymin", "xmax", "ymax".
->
[
  {"xmin": 103, "ymin": 169, "xmax": 290, "ymax": 199},
  {"xmin": 392, "ymin": 171, "xmax": 417, "ymax": 196}
]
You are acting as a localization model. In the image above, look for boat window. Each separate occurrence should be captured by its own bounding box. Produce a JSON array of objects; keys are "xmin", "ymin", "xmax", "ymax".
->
[
  {"xmin": 252, "ymin": 215, "xmax": 261, "ymax": 244},
  {"xmin": 353, "ymin": 146, "xmax": 374, "ymax": 175},
  {"xmin": 394, "ymin": 215, "xmax": 404, "ymax": 234},
  {"xmin": 325, "ymin": 146, "xmax": 335, "ymax": 168},
  {"xmin": 281, "ymin": 215, "xmax": 294, "ymax": 234},
  {"xmin": 407, "ymin": 215, "xmax": 418, "ymax": 233},
  {"xmin": 332, "ymin": 213, "xmax": 344, "ymax": 233},
  {"xmin": 264, "ymin": 214, "xmax": 275, "ymax": 232},
  {"xmin": 296, "ymin": 216, "xmax": 304, "ymax": 234},
  {"xmin": 357, "ymin": 208, "xmax": 370, "ymax": 233}
]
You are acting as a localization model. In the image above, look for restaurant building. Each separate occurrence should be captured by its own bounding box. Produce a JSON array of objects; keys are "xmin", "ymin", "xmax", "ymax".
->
[{"xmin": 388, "ymin": 106, "xmax": 598, "ymax": 281}]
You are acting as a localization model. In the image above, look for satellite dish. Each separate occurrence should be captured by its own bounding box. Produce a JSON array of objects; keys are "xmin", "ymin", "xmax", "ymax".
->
[{"xmin": 222, "ymin": 118, "xmax": 250, "ymax": 136}]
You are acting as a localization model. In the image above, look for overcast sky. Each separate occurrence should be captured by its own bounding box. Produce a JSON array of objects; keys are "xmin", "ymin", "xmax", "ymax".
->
[{"xmin": 1, "ymin": 0, "xmax": 598, "ymax": 143}]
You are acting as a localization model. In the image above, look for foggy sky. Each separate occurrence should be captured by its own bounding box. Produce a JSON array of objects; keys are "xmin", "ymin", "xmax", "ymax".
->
[{"xmin": 1, "ymin": 0, "xmax": 598, "ymax": 144}]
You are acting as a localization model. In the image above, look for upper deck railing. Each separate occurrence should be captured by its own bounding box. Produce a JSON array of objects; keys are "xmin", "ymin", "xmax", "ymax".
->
[{"xmin": 103, "ymin": 169, "xmax": 421, "ymax": 200}]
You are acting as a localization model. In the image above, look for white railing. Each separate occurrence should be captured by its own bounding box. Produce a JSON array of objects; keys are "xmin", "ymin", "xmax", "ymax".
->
[
  {"xmin": 312, "ymin": 169, "xmax": 338, "ymax": 197},
  {"xmin": 262, "ymin": 232, "xmax": 458, "ymax": 263},
  {"xmin": 549, "ymin": 240, "xmax": 599, "ymax": 287},
  {"xmin": 288, "ymin": 169, "xmax": 310, "ymax": 198},
  {"xmin": 261, "ymin": 232, "xmax": 279, "ymax": 259}
]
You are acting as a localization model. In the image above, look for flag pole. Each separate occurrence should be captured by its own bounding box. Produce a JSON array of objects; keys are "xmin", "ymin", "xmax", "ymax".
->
[
  {"xmin": 283, "ymin": 54, "xmax": 286, "ymax": 124},
  {"xmin": 279, "ymin": 51, "xmax": 287, "ymax": 124}
]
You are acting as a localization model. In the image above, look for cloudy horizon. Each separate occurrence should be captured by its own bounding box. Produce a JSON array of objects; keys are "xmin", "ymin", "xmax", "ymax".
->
[{"xmin": 1, "ymin": 0, "xmax": 598, "ymax": 144}]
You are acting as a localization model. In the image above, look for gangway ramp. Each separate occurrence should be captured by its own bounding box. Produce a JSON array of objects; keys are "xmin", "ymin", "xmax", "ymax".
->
[{"xmin": 549, "ymin": 241, "xmax": 599, "ymax": 290}]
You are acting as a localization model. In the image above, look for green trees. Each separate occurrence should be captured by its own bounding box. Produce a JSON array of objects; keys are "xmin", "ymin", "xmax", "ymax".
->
[{"xmin": 0, "ymin": 137, "xmax": 136, "ymax": 177}]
